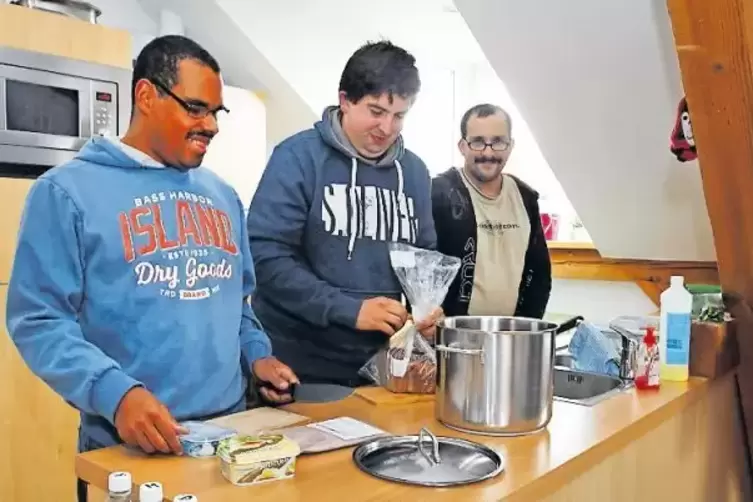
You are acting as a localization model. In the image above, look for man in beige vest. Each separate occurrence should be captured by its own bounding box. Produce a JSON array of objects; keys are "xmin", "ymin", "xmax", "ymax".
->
[{"xmin": 431, "ymin": 104, "xmax": 552, "ymax": 317}]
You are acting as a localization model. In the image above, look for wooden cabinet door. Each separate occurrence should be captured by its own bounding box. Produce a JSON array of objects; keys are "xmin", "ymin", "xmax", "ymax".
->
[
  {"xmin": 0, "ymin": 178, "xmax": 33, "ymax": 283},
  {"xmin": 0, "ymin": 285, "xmax": 80, "ymax": 501}
]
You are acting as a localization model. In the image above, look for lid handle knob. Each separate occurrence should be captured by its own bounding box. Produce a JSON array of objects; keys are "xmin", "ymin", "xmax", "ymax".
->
[{"xmin": 418, "ymin": 427, "xmax": 441, "ymax": 465}]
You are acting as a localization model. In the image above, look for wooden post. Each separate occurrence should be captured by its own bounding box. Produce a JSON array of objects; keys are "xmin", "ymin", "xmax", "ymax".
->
[{"xmin": 667, "ymin": 0, "xmax": 753, "ymax": 475}]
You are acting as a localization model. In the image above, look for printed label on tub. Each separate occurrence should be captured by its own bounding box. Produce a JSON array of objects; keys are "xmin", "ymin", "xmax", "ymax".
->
[{"xmin": 217, "ymin": 434, "xmax": 301, "ymax": 486}]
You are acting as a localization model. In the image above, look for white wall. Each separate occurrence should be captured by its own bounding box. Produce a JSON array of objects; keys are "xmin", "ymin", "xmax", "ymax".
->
[
  {"xmin": 137, "ymin": 0, "xmax": 316, "ymax": 153},
  {"xmin": 455, "ymin": 0, "xmax": 716, "ymax": 262},
  {"xmin": 548, "ymin": 279, "xmax": 657, "ymax": 322},
  {"xmin": 201, "ymin": 86, "xmax": 267, "ymax": 210},
  {"xmin": 88, "ymin": 0, "xmax": 157, "ymax": 60}
]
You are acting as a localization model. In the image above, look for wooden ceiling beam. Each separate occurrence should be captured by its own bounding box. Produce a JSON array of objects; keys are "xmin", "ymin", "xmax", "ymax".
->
[
  {"xmin": 667, "ymin": 0, "xmax": 753, "ymax": 297},
  {"xmin": 666, "ymin": 0, "xmax": 753, "ymax": 478},
  {"xmin": 549, "ymin": 247, "xmax": 718, "ymax": 306}
]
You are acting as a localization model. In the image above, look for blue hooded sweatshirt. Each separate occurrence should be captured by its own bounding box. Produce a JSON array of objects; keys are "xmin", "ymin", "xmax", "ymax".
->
[
  {"xmin": 247, "ymin": 106, "xmax": 437, "ymax": 386},
  {"xmin": 5, "ymin": 137, "xmax": 271, "ymax": 449}
]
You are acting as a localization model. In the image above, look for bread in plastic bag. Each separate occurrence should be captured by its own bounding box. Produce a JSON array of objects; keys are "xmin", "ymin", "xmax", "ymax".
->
[{"xmin": 358, "ymin": 243, "xmax": 461, "ymax": 393}]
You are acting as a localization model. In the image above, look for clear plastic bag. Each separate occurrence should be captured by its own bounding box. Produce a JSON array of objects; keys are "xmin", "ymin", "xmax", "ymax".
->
[{"xmin": 358, "ymin": 243, "xmax": 461, "ymax": 393}]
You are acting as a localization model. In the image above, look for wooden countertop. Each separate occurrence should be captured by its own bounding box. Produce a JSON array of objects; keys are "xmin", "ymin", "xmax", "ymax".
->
[{"xmin": 76, "ymin": 378, "xmax": 711, "ymax": 501}]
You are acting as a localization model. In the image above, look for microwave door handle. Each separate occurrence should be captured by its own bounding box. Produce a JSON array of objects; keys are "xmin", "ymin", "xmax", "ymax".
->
[
  {"xmin": 0, "ymin": 78, "xmax": 6, "ymax": 131},
  {"xmin": 80, "ymin": 81, "xmax": 92, "ymax": 138}
]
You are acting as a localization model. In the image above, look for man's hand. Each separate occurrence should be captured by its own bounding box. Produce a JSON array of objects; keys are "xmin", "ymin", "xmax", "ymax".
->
[
  {"xmin": 414, "ymin": 307, "xmax": 444, "ymax": 341},
  {"xmin": 356, "ymin": 297, "xmax": 408, "ymax": 335},
  {"xmin": 114, "ymin": 386, "xmax": 187, "ymax": 455},
  {"xmin": 253, "ymin": 356, "xmax": 299, "ymax": 404}
]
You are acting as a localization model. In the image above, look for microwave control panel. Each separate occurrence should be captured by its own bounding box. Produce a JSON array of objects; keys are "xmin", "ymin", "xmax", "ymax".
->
[{"xmin": 91, "ymin": 81, "xmax": 119, "ymax": 137}]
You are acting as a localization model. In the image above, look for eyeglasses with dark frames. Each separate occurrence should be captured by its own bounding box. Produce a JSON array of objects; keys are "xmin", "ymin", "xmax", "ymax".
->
[
  {"xmin": 150, "ymin": 79, "xmax": 230, "ymax": 119},
  {"xmin": 464, "ymin": 138, "xmax": 511, "ymax": 152}
]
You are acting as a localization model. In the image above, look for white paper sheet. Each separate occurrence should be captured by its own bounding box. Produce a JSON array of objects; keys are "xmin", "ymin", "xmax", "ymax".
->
[{"xmin": 308, "ymin": 417, "xmax": 387, "ymax": 441}]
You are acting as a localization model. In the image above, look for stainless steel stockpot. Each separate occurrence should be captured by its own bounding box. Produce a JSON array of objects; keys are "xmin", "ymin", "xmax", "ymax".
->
[{"xmin": 435, "ymin": 315, "xmax": 582, "ymax": 436}]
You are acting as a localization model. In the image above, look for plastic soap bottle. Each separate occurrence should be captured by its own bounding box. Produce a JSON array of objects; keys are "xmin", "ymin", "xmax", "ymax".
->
[
  {"xmin": 659, "ymin": 275, "xmax": 693, "ymax": 381},
  {"xmin": 635, "ymin": 327, "xmax": 660, "ymax": 390},
  {"xmin": 139, "ymin": 482, "xmax": 164, "ymax": 502},
  {"xmin": 105, "ymin": 471, "xmax": 132, "ymax": 502}
]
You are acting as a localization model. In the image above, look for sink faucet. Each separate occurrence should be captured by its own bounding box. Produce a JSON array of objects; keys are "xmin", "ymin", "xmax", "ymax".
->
[{"xmin": 609, "ymin": 323, "xmax": 643, "ymax": 381}]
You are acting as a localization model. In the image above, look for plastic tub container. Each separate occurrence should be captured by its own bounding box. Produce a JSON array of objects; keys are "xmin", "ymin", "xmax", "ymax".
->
[
  {"xmin": 217, "ymin": 434, "xmax": 301, "ymax": 486},
  {"xmin": 178, "ymin": 421, "xmax": 237, "ymax": 458}
]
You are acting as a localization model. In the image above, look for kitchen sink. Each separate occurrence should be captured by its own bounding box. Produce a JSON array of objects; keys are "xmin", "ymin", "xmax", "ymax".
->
[
  {"xmin": 552, "ymin": 353, "xmax": 631, "ymax": 406},
  {"xmin": 554, "ymin": 353, "xmax": 576, "ymax": 369}
]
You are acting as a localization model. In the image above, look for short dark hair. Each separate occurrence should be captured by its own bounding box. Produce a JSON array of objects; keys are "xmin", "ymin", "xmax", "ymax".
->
[
  {"xmin": 338, "ymin": 40, "xmax": 421, "ymax": 103},
  {"xmin": 460, "ymin": 103, "xmax": 513, "ymax": 137},
  {"xmin": 131, "ymin": 35, "xmax": 220, "ymax": 104}
]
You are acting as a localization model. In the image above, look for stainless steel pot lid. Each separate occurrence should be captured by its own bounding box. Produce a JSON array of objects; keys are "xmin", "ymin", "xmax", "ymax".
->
[{"xmin": 352, "ymin": 427, "xmax": 504, "ymax": 487}]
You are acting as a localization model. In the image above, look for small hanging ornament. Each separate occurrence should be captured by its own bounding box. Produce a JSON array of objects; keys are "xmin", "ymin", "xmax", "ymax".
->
[{"xmin": 670, "ymin": 96, "xmax": 697, "ymax": 162}]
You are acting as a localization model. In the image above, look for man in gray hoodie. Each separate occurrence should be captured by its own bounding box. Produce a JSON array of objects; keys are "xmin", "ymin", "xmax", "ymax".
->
[{"xmin": 246, "ymin": 41, "xmax": 438, "ymax": 386}]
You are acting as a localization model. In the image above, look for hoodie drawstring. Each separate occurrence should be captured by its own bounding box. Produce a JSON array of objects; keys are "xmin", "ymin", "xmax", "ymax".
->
[
  {"xmin": 346, "ymin": 157, "xmax": 405, "ymax": 260},
  {"xmin": 347, "ymin": 158, "xmax": 358, "ymax": 260},
  {"xmin": 395, "ymin": 159, "xmax": 405, "ymax": 195}
]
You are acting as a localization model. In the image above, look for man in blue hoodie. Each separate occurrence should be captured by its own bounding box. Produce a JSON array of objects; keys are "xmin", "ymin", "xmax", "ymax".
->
[
  {"xmin": 247, "ymin": 41, "xmax": 438, "ymax": 387},
  {"xmin": 5, "ymin": 35, "xmax": 297, "ymax": 481}
]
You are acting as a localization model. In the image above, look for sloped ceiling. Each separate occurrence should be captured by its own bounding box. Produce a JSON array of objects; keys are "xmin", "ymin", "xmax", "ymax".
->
[{"xmin": 454, "ymin": 0, "xmax": 715, "ymax": 261}]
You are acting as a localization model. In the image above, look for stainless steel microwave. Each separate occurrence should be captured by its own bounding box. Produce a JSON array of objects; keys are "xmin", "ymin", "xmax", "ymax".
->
[{"xmin": 0, "ymin": 45, "xmax": 131, "ymax": 176}]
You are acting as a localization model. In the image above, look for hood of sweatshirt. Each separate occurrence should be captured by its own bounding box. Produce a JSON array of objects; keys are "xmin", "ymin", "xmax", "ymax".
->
[{"xmin": 315, "ymin": 105, "xmax": 405, "ymax": 167}]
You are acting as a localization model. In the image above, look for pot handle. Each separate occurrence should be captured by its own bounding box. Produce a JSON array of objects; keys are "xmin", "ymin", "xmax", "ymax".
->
[
  {"xmin": 435, "ymin": 344, "xmax": 483, "ymax": 356},
  {"xmin": 435, "ymin": 344, "xmax": 484, "ymax": 364},
  {"xmin": 554, "ymin": 316, "xmax": 584, "ymax": 335}
]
